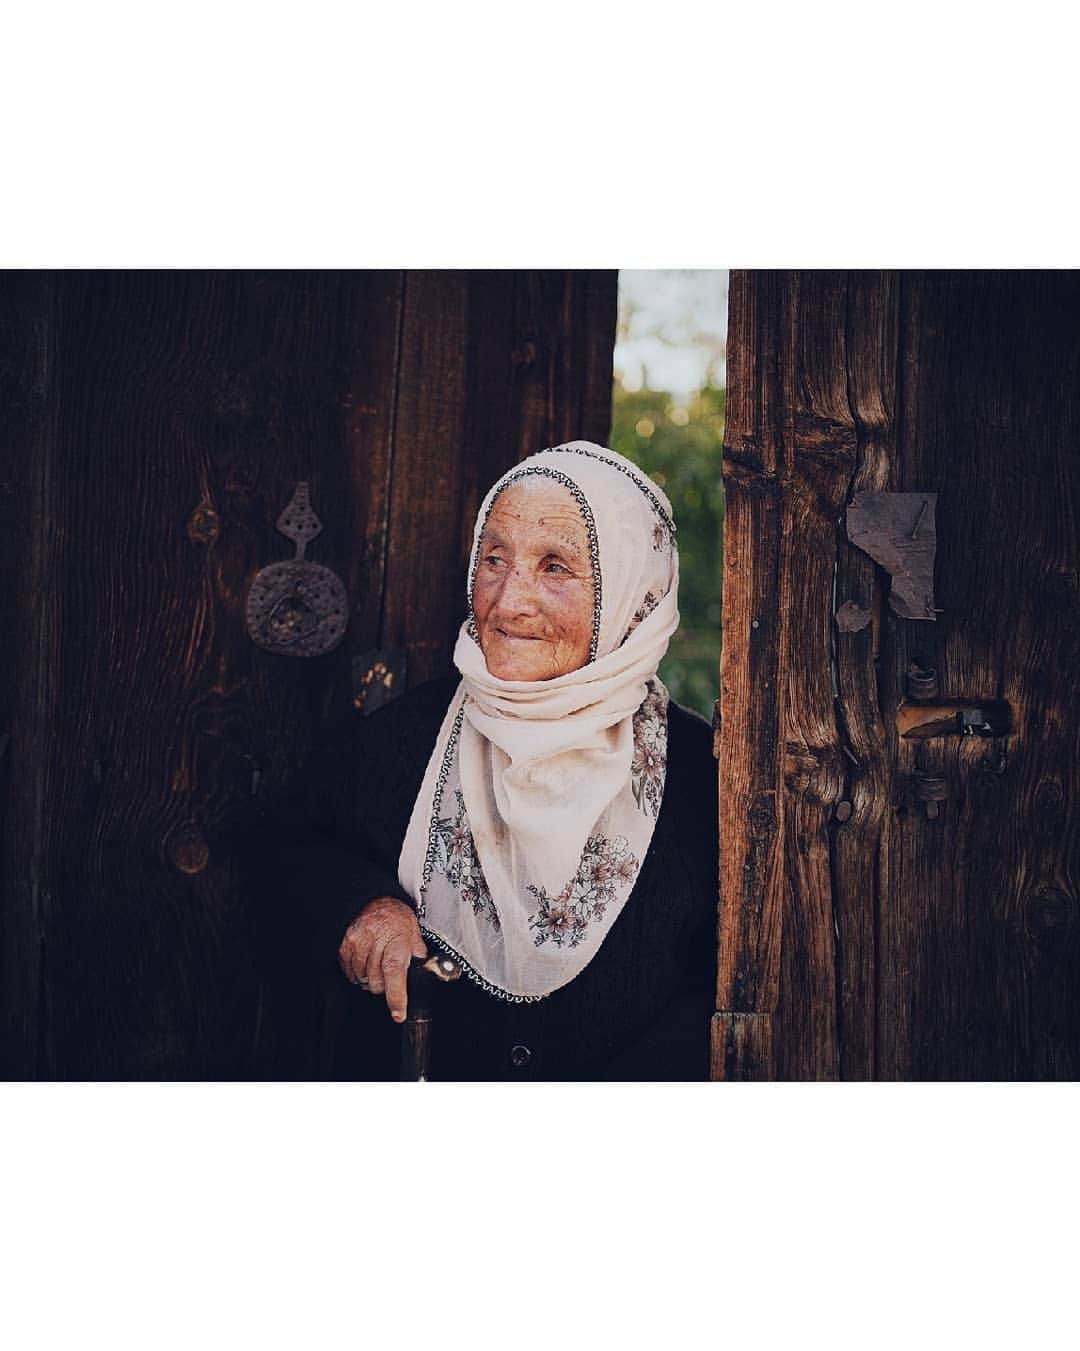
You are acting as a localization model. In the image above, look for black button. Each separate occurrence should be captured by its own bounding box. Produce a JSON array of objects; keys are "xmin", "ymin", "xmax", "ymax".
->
[{"xmin": 509, "ymin": 1043, "xmax": 532, "ymax": 1068}]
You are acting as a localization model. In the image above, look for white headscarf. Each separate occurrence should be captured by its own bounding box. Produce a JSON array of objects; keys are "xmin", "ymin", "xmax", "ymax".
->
[{"xmin": 398, "ymin": 441, "xmax": 679, "ymax": 1000}]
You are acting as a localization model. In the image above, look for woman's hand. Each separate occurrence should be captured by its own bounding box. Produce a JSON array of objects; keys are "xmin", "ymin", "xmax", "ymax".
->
[{"xmin": 338, "ymin": 897, "xmax": 428, "ymax": 1023}]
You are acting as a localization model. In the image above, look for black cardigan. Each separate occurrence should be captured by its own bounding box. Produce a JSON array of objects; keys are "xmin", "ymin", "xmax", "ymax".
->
[{"xmin": 305, "ymin": 677, "xmax": 718, "ymax": 1081}]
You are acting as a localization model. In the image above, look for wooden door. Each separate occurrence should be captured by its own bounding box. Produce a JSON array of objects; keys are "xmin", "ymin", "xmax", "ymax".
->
[
  {"xmin": 715, "ymin": 270, "xmax": 1080, "ymax": 1080},
  {"xmin": 0, "ymin": 269, "xmax": 617, "ymax": 1080}
]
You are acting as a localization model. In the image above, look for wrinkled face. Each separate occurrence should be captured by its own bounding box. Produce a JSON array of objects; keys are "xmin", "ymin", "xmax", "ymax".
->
[{"xmin": 472, "ymin": 479, "xmax": 594, "ymax": 681}]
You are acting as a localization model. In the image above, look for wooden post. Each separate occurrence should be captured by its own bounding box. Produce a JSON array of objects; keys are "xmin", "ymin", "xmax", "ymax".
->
[{"xmin": 715, "ymin": 272, "xmax": 875, "ymax": 1080}]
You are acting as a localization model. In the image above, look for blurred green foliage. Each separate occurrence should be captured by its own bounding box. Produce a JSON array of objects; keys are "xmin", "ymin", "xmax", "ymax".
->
[{"xmin": 610, "ymin": 379, "xmax": 725, "ymax": 720}]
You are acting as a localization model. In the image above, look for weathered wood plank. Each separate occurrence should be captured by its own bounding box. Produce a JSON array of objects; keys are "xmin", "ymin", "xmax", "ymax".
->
[
  {"xmin": 715, "ymin": 473, "xmax": 784, "ymax": 1022},
  {"xmin": 231, "ymin": 272, "xmax": 406, "ymax": 1076},
  {"xmin": 772, "ymin": 272, "xmax": 854, "ymax": 1081},
  {"xmin": 38, "ymin": 273, "xmax": 371, "ymax": 1076},
  {"xmin": 717, "ymin": 272, "xmax": 878, "ymax": 1081},
  {"xmin": 0, "ymin": 271, "xmax": 60, "ymax": 1077},
  {"xmin": 714, "ymin": 273, "xmax": 790, "ymax": 1082},
  {"xmin": 830, "ymin": 271, "xmax": 899, "ymax": 1080},
  {"xmin": 458, "ymin": 270, "xmax": 617, "ymax": 563},
  {"xmin": 380, "ymin": 271, "xmax": 473, "ymax": 689},
  {"xmin": 880, "ymin": 270, "xmax": 1080, "ymax": 1080},
  {"xmin": 460, "ymin": 269, "xmax": 521, "ymax": 541},
  {"xmin": 723, "ymin": 268, "xmax": 784, "ymax": 480},
  {"xmin": 382, "ymin": 270, "xmax": 618, "ymax": 692},
  {"xmin": 0, "ymin": 272, "xmax": 410, "ymax": 1078},
  {"xmin": 330, "ymin": 271, "xmax": 406, "ymax": 718},
  {"xmin": 577, "ymin": 271, "xmax": 621, "ymax": 447},
  {"xmin": 710, "ymin": 1012, "xmax": 773, "ymax": 1081}
]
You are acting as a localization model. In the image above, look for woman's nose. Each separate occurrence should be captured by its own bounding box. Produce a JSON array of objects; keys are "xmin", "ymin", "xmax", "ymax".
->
[{"xmin": 495, "ymin": 564, "xmax": 539, "ymax": 615}]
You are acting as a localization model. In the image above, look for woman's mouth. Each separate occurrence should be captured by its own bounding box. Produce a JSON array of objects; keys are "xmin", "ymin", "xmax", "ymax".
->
[{"xmin": 495, "ymin": 628, "xmax": 542, "ymax": 641}]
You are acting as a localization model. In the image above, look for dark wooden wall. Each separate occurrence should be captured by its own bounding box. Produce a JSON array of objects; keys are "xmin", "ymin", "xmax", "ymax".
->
[
  {"xmin": 0, "ymin": 269, "xmax": 617, "ymax": 1079},
  {"xmin": 715, "ymin": 270, "xmax": 1080, "ymax": 1080}
]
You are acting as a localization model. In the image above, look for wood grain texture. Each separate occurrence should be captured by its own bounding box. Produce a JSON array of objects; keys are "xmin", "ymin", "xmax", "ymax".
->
[
  {"xmin": 715, "ymin": 273, "xmax": 786, "ymax": 1075},
  {"xmin": 772, "ymin": 272, "xmax": 855, "ymax": 1081},
  {"xmin": 716, "ymin": 272, "xmax": 854, "ymax": 1079},
  {"xmin": 831, "ymin": 272, "xmax": 898, "ymax": 1080},
  {"xmin": 380, "ymin": 271, "xmax": 473, "ymax": 688},
  {"xmin": 0, "ymin": 269, "xmax": 617, "ymax": 1080},
  {"xmin": 382, "ymin": 271, "xmax": 618, "ymax": 690},
  {"xmin": 329, "ymin": 271, "xmax": 405, "ymax": 720},
  {"xmin": 878, "ymin": 271, "xmax": 1080, "ymax": 1080},
  {"xmin": 0, "ymin": 272, "xmax": 60, "ymax": 1077},
  {"xmin": 14, "ymin": 272, "xmax": 377, "ymax": 1077},
  {"xmin": 710, "ymin": 1012, "xmax": 772, "ymax": 1081},
  {"xmin": 717, "ymin": 268, "xmax": 1080, "ymax": 1081}
]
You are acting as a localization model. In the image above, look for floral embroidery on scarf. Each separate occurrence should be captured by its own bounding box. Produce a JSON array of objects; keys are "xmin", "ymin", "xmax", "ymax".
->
[
  {"xmin": 432, "ymin": 788, "xmax": 500, "ymax": 931},
  {"xmin": 527, "ymin": 834, "xmax": 639, "ymax": 949},
  {"xmin": 621, "ymin": 589, "xmax": 661, "ymax": 645},
  {"xmin": 630, "ymin": 682, "xmax": 667, "ymax": 818},
  {"xmin": 652, "ymin": 521, "xmax": 670, "ymax": 552}
]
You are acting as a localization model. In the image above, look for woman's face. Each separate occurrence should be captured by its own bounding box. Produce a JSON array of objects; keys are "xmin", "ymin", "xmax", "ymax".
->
[{"xmin": 472, "ymin": 480, "xmax": 594, "ymax": 680}]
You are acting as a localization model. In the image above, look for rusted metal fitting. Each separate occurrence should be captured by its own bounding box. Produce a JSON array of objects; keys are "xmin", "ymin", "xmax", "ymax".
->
[
  {"xmin": 913, "ymin": 770, "xmax": 947, "ymax": 819},
  {"xmin": 187, "ymin": 502, "xmax": 221, "ymax": 545},
  {"xmin": 166, "ymin": 821, "xmax": 210, "ymax": 874},
  {"xmin": 352, "ymin": 647, "xmax": 406, "ymax": 716},
  {"xmin": 906, "ymin": 661, "xmax": 939, "ymax": 702}
]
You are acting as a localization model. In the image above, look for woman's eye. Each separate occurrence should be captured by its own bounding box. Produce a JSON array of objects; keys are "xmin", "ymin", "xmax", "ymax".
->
[
  {"xmin": 544, "ymin": 561, "xmax": 570, "ymax": 575},
  {"xmin": 484, "ymin": 554, "xmax": 505, "ymax": 567}
]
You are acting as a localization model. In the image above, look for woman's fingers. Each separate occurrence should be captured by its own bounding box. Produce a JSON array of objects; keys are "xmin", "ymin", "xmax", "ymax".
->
[
  {"xmin": 382, "ymin": 943, "xmax": 411, "ymax": 1023},
  {"xmin": 363, "ymin": 933, "xmax": 391, "ymax": 994},
  {"xmin": 361, "ymin": 934, "xmax": 412, "ymax": 1021},
  {"xmin": 338, "ymin": 913, "xmax": 374, "ymax": 985},
  {"xmin": 338, "ymin": 897, "xmax": 427, "ymax": 1021},
  {"xmin": 338, "ymin": 932, "xmax": 364, "ymax": 985}
]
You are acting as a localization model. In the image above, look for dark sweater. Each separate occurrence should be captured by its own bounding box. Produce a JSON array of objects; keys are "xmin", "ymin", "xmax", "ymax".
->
[{"xmin": 308, "ymin": 677, "xmax": 718, "ymax": 1081}]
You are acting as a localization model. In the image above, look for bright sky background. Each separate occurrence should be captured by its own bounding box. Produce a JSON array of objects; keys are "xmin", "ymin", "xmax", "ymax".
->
[{"xmin": 615, "ymin": 269, "xmax": 729, "ymax": 400}]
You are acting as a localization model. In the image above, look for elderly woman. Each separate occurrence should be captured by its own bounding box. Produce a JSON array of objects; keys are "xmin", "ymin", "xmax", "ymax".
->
[{"xmin": 322, "ymin": 441, "xmax": 717, "ymax": 1080}]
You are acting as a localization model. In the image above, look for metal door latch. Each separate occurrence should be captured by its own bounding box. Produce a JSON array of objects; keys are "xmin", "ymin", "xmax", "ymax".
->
[
  {"xmin": 245, "ymin": 482, "xmax": 349, "ymax": 657},
  {"xmin": 903, "ymin": 707, "xmax": 994, "ymax": 740},
  {"xmin": 896, "ymin": 698, "xmax": 1011, "ymax": 741}
]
